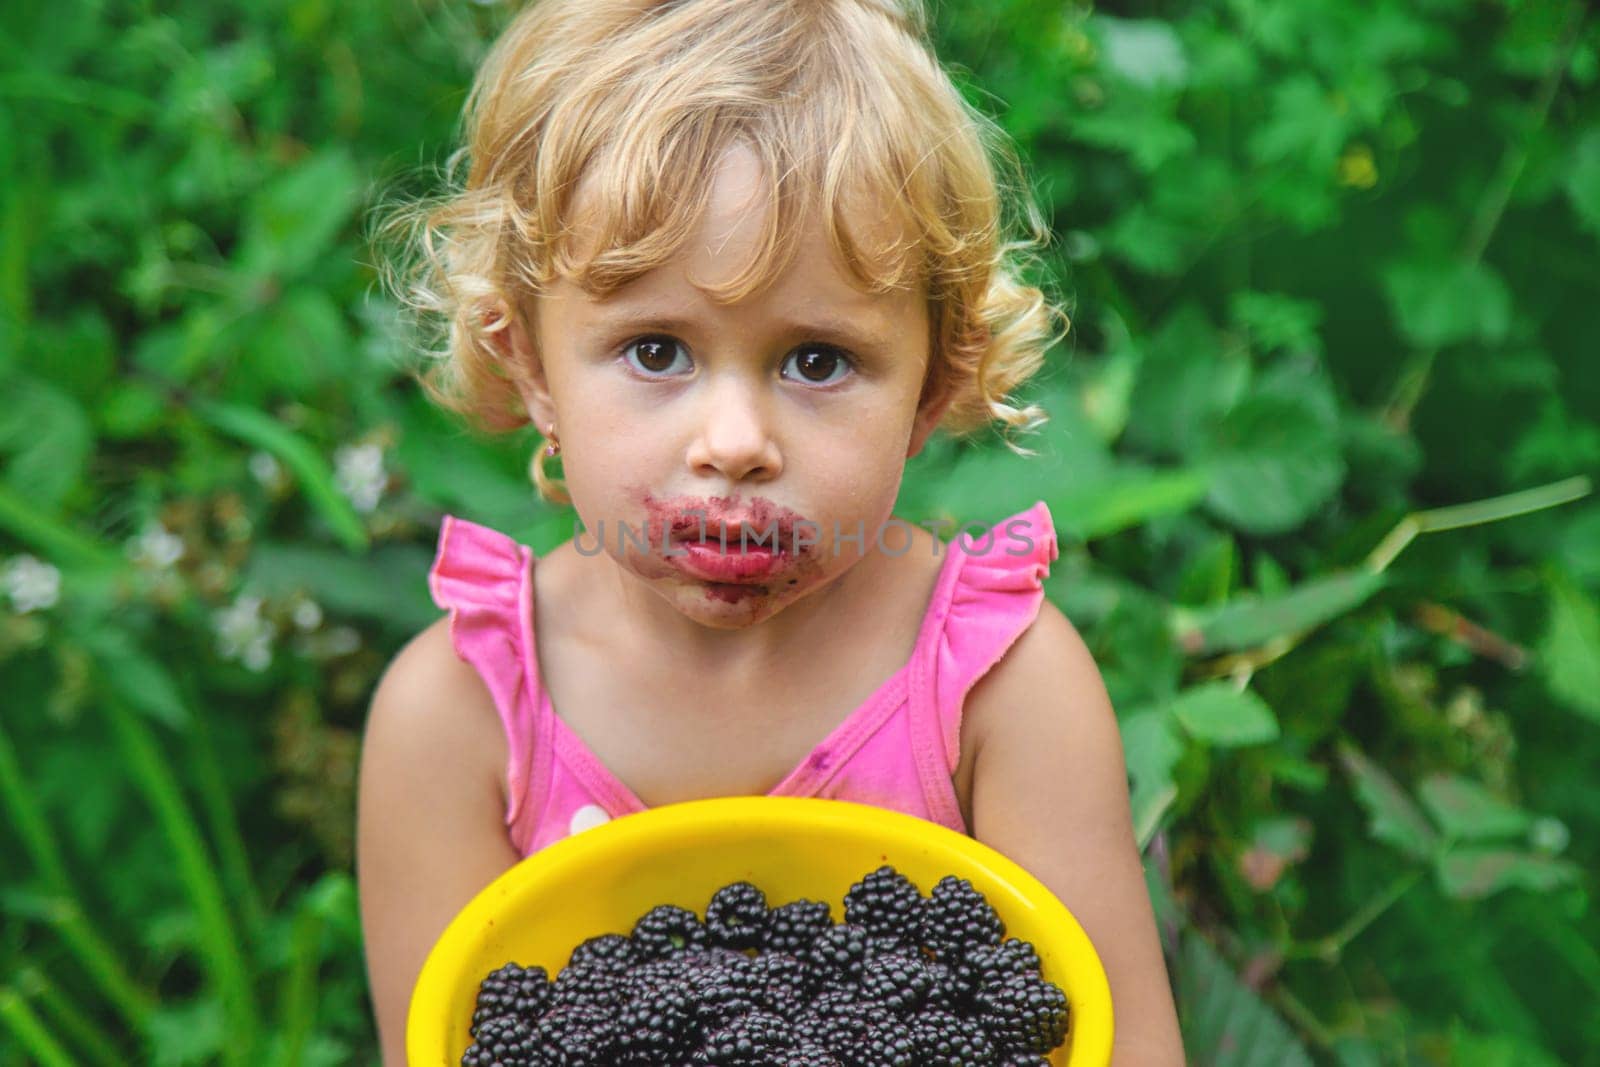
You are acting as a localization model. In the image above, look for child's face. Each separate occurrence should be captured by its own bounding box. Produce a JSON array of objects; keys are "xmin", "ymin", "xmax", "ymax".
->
[{"xmin": 509, "ymin": 143, "xmax": 948, "ymax": 628}]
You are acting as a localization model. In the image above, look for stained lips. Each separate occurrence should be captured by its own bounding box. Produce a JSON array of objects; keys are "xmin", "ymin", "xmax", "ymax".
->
[{"xmin": 641, "ymin": 492, "xmax": 814, "ymax": 588}]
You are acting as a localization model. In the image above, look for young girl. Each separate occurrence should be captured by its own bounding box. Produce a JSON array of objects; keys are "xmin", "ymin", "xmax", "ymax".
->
[{"xmin": 358, "ymin": 0, "xmax": 1183, "ymax": 1062}]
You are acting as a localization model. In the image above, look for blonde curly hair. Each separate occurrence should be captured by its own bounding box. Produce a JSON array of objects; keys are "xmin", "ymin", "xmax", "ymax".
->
[{"xmin": 377, "ymin": 0, "xmax": 1066, "ymax": 507}]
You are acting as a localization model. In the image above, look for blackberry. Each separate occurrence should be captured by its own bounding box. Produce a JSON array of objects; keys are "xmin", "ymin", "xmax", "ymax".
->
[
  {"xmin": 706, "ymin": 881, "xmax": 771, "ymax": 950},
  {"xmin": 909, "ymin": 1007, "xmax": 997, "ymax": 1066},
  {"xmin": 853, "ymin": 1017, "xmax": 917, "ymax": 1067},
  {"xmin": 623, "ymin": 953, "xmax": 702, "ymax": 999},
  {"xmin": 802, "ymin": 923, "xmax": 872, "ymax": 988},
  {"xmin": 701, "ymin": 1009, "xmax": 795, "ymax": 1065},
  {"xmin": 858, "ymin": 951, "xmax": 933, "ymax": 1015},
  {"xmin": 764, "ymin": 899, "xmax": 834, "ymax": 954},
  {"xmin": 843, "ymin": 866, "xmax": 924, "ymax": 948},
  {"xmin": 922, "ymin": 876, "xmax": 1004, "ymax": 961},
  {"xmin": 974, "ymin": 973, "xmax": 1069, "ymax": 1056},
  {"xmin": 686, "ymin": 953, "xmax": 765, "ymax": 1030},
  {"xmin": 533, "ymin": 1003, "xmax": 615, "ymax": 1065},
  {"xmin": 551, "ymin": 959, "xmax": 625, "ymax": 1012},
  {"xmin": 792, "ymin": 992, "xmax": 883, "ymax": 1053},
  {"xmin": 469, "ymin": 962, "xmax": 552, "ymax": 1036},
  {"xmin": 779, "ymin": 1045, "xmax": 843, "ymax": 1066},
  {"xmin": 567, "ymin": 932, "xmax": 638, "ymax": 975},
  {"xmin": 633, "ymin": 903, "xmax": 711, "ymax": 959},
  {"xmin": 748, "ymin": 951, "xmax": 817, "ymax": 1019},
  {"xmin": 961, "ymin": 939, "xmax": 1042, "ymax": 993},
  {"xmin": 614, "ymin": 980, "xmax": 695, "ymax": 1064},
  {"xmin": 923, "ymin": 958, "xmax": 975, "ymax": 1011},
  {"xmin": 996, "ymin": 1055, "xmax": 1049, "ymax": 1067},
  {"xmin": 461, "ymin": 1013, "xmax": 537, "ymax": 1066}
]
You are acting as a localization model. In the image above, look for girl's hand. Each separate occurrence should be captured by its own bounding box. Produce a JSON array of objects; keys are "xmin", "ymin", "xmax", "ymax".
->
[
  {"xmin": 356, "ymin": 618, "xmax": 522, "ymax": 1066},
  {"xmin": 965, "ymin": 601, "xmax": 1187, "ymax": 1066}
]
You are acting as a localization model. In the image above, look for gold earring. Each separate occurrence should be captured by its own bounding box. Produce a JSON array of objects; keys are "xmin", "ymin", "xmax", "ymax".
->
[{"xmin": 544, "ymin": 426, "xmax": 560, "ymax": 458}]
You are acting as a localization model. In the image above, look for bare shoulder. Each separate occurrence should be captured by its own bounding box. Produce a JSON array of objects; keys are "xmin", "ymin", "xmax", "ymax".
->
[
  {"xmin": 365, "ymin": 617, "xmax": 508, "ymax": 773},
  {"xmin": 357, "ymin": 616, "xmax": 521, "ymax": 1065},
  {"xmin": 960, "ymin": 597, "xmax": 1117, "ymax": 768}
]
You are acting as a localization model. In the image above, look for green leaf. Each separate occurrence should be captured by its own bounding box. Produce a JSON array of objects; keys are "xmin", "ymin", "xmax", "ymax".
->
[
  {"xmin": 1120, "ymin": 708, "xmax": 1183, "ymax": 848},
  {"xmin": 1169, "ymin": 682, "xmax": 1279, "ymax": 747},
  {"xmin": 1448, "ymin": 1026, "xmax": 1571, "ymax": 1067},
  {"xmin": 244, "ymin": 541, "xmax": 437, "ymax": 631},
  {"xmin": 1416, "ymin": 775, "xmax": 1532, "ymax": 841},
  {"xmin": 906, "ymin": 383, "xmax": 1116, "ymax": 526},
  {"xmin": 1246, "ymin": 74, "xmax": 1349, "ymax": 167},
  {"xmin": 1229, "ymin": 290, "xmax": 1324, "ymax": 357},
  {"xmin": 1177, "ymin": 933, "xmax": 1314, "ymax": 1067},
  {"xmin": 1564, "ymin": 126, "xmax": 1600, "ymax": 240},
  {"xmin": 1337, "ymin": 743, "xmax": 1440, "ymax": 861},
  {"xmin": 244, "ymin": 287, "xmax": 352, "ymax": 396},
  {"xmin": 98, "ymin": 380, "xmax": 170, "ymax": 439},
  {"xmin": 1125, "ymin": 306, "xmax": 1248, "ymax": 456},
  {"xmin": 1381, "ymin": 259, "xmax": 1513, "ymax": 348},
  {"xmin": 1098, "ymin": 203, "xmax": 1193, "ymax": 274},
  {"xmin": 0, "ymin": 480, "xmax": 127, "ymax": 573},
  {"xmin": 1435, "ymin": 847, "xmax": 1583, "ymax": 900},
  {"xmin": 1174, "ymin": 570, "xmax": 1385, "ymax": 654},
  {"xmin": 191, "ymin": 399, "xmax": 368, "ymax": 552},
  {"xmin": 1198, "ymin": 365, "xmax": 1346, "ymax": 536},
  {"xmin": 75, "ymin": 629, "xmax": 192, "ymax": 729},
  {"xmin": 1068, "ymin": 107, "xmax": 1197, "ymax": 174},
  {"xmin": 0, "ymin": 373, "xmax": 92, "ymax": 509},
  {"xmin": 1555, "ymin": 505, "xmax": 1600, "ymax": 584},
  {"xmin": 1048, "ymin": 466, "xmax": 1210, "ymax": 542},
  {"xmin": 148, "ymin": 997, "xmax": 227, "ymax": 1067},
  {"xmin": 1539, "ymin": 576, "xmax": 1600, "ymax": 722},
  {"xmin": 236, "ymin": 149, "xmax": 362, "ymax": 280}
]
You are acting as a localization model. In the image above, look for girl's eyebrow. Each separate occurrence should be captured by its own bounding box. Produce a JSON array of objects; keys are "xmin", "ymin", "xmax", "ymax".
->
[{"xmin": 591, "ymin": 308, "xmax": 895, "ymax": 353}]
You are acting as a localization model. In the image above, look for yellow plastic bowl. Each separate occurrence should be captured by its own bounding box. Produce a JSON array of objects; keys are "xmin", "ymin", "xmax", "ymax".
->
[{"xmin": 408, "ymin": 796, "xmax": 1113, "ymax": 1065}]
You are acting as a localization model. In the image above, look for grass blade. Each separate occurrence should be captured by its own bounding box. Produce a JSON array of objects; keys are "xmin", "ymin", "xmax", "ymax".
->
[
  {"xmin": 192, "ymin": 397, "xmax": 369, "ymax": 552},
  {"xmin": 271, "ymin": 904, "xmax": 326, "ymax": 1067},
  {"xmin": 1173, "ymin": 569, "xmax": 1386, "ymax": 655},
  {"xmin": 98, "ymin": 685, "xmax": 262, "ymax": 1065},
  {"xmin": 15, "ymin": 966, "xmax": 127, "ymax": 1067},
  {"xmin": 1049, "ymin": 467, "xmax": 1210, "ymax": 541},
  {"xmin": 185, "ymin": 689, "xmax": 269, "ymax": 943},
  {"xmin": 0, "ymin": 986, "xmax": 81, "ymax": 1067},
  {"xmin": 0, "ymin": 721, "xmax": 155, "ymax": 1030},
  {"xmin": 0, "ymin": 481, "xmax": 126, "ymax": 572}
]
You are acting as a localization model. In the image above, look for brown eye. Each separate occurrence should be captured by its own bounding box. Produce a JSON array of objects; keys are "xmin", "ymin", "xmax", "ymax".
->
[
  {"xmin": 624, "ymin": 337, "xmax": 687, "ymax": 376},
  {"xmin": 786, "ymin": 345, "xmax": 850, "ymax": 385}
]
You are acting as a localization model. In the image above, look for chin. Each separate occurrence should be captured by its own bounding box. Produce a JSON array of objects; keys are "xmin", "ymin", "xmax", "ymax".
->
[{"xmin": 669, "ymin": 582, "xmax": 782, "ymax": 625}]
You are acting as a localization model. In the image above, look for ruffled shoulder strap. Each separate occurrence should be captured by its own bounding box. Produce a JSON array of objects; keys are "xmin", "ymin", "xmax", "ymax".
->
[
  {"xmin": 426, "ymin": 514, "xmax": 543, "ymax": 829},
  {"xmin": 919, "ymin": 500, "xmax": 1060, "ymax": 778}
]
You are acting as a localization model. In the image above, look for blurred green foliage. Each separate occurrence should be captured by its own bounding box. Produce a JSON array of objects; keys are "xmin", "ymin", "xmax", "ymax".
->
[{"xmin": 1, "ymin": 0, "xmax": 1598, "ymax": 1063}]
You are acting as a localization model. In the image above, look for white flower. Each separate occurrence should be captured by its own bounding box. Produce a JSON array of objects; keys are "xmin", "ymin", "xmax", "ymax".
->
[
  {"xmin": 127, "ymin": 521, "xmax": 186, "ymax": 570},
  {"xmin": 213, "ymin": 593, "xmax": 276, "ymax": 671},
  {"xmin": 291, "ymin": 598, "xmax": 323, "ymax": 631},
  {"xmin": 3, "ymin": 555, "xmax": 62, "ymax": 614},
  {"xmin": 334, "ymin": 443, "xmax": 388, "ymax": 514},
  {"xmin": 248, "ymin": 450, "xmax": 283, "ymax": 487}
]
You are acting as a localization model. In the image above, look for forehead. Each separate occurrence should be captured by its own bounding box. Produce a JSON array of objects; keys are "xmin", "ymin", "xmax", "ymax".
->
[{"xmin": 558, "ymin": 141, "xmax": 923, "ymax": 306}]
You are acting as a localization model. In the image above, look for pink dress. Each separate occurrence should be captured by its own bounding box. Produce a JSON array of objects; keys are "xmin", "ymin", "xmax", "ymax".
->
[{"xmin": 428, "ymin": 501, "xmax": 1060, "ymax": 857}]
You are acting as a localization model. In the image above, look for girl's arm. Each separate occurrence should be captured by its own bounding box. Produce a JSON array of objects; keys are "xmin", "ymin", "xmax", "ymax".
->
[
  {"xmin": 356, "ymin": 618, "xmax": 522, "ymax": 1066},
  {"xmin": 966, "ymin": 602, "xmax": 1187, "ymax": 1066}
]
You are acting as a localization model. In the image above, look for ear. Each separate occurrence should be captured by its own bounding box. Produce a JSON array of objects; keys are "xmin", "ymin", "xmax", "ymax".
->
[
  {"xmin": 483, "ymin": 299, "xmax": 557, "ymax": 431},
  {"xmin": 906, "ymin": 372, "xmax": 952, "ymax": 459}
]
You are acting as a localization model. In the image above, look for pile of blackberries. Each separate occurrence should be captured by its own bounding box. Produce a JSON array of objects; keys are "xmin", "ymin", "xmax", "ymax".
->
[{"xmin": 459, "ymin": 865, "xmax": 1070, "ymax": 1066}]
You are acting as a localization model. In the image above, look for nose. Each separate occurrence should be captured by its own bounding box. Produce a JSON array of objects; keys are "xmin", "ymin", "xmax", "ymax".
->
[{"xmin": 685, "ymin": 376, "xmax": 782, "ymax": 483}]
